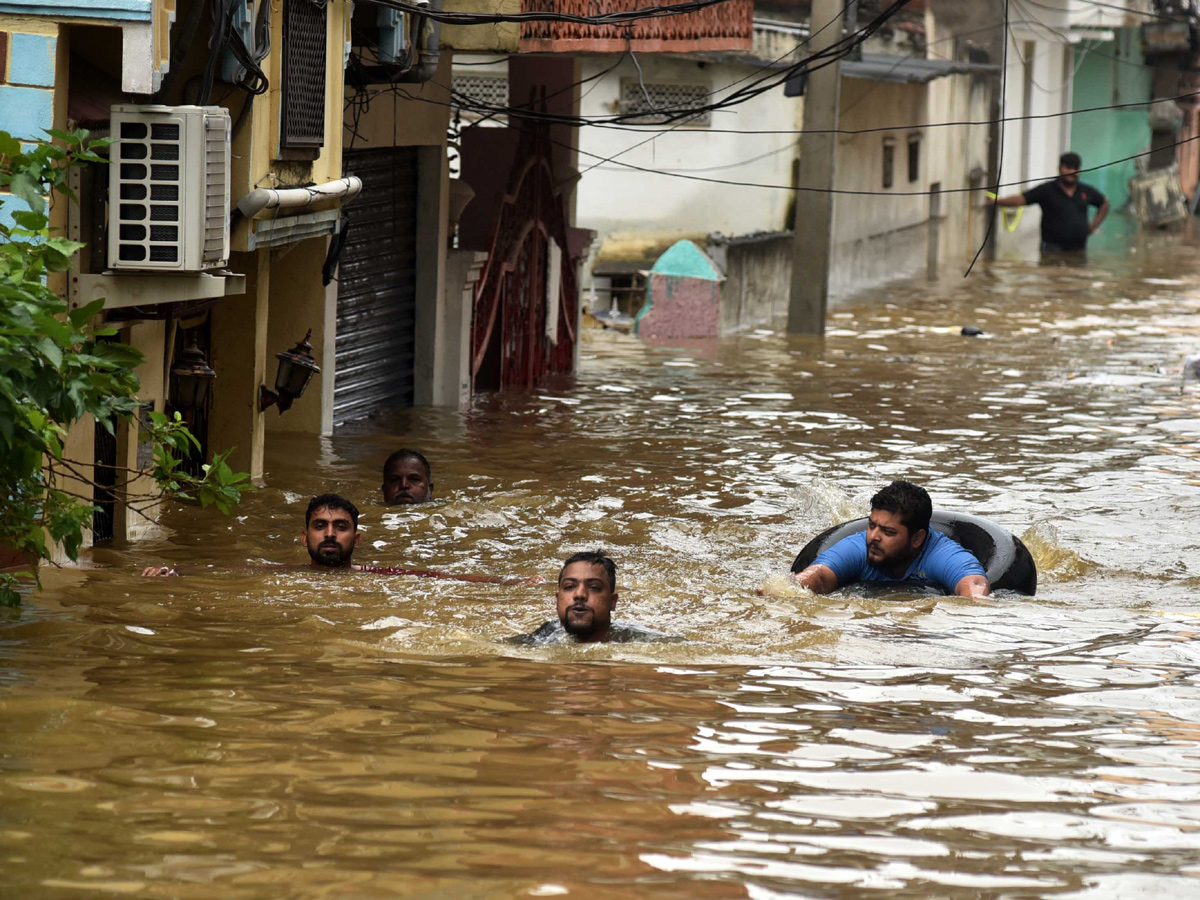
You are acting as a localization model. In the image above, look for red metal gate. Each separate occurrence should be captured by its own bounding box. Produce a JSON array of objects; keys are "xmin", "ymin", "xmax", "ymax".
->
[{"xmin": 471, "ymin": 122, "xmax": 577, "ymax": 393}]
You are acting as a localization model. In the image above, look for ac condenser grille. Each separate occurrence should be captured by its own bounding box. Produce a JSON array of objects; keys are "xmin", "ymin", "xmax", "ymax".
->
[
  {"xmin": 281, "ymin": 0, "xmax": 327, "ymax": 149},
  {"xmin": 113, "ymin": 116, "xmax": 184, "ymax": 267}
]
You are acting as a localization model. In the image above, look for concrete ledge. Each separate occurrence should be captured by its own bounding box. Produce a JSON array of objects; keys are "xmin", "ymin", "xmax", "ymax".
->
[{"xmin": 74, "ymin": 271, "xmax": 247, "ymax": 310}]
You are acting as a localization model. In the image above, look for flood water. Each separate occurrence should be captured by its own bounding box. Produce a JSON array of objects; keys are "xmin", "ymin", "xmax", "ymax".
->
[{"xmin": 7, "ymin": 231, "xmax": 1200, "ymax": 897}]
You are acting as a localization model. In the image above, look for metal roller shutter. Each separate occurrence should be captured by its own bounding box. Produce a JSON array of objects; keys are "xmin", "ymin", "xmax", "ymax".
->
[{"xmin": 334, "ymin": 147, "xmax": 419, "ymax": 425}]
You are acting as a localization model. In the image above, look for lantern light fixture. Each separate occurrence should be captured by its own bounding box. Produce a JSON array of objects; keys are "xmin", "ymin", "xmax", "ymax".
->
[
  {"xmin": 259, "ymin": 329, "xmax": 321, "ymax": 414},
  {"xmin": 169, "ymin": 340, "xmax": 216, "ymax": 411}
]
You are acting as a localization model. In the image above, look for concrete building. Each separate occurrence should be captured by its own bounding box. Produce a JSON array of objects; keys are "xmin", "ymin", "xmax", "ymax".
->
[
  {"xmin": 539, "ymin": 3, "xmax": 994, "ymax": 322},
  {"xmin": 993, "ymin": 0, "xmax": 1155, "ymax": 254},
  {"xmin": 0, "ymin": 0, "xmax": 454, "ymax": 549}
]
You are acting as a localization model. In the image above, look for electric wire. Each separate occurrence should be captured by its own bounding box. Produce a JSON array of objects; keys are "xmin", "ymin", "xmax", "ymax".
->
[
  {"xmin": 965, "ymin": 0, "xmax": 1010, "ymax": 278},
  {"xmin": 357, "ymin": 0, "xmax": 743, "ymax": 27},
  {"xmin": 537, "ymin": 120, "xmax": 1200, "ymax": 197}
]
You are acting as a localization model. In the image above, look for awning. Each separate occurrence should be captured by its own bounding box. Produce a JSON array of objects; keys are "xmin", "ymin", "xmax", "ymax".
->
[{"xmin": 842, "ymin": 53, "xmax": 997, "ymax": 84}]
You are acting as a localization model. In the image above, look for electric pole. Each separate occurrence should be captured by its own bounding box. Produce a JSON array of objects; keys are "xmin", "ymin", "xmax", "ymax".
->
[{"xmin": 786, "ymin": 0, "xmax": 847, "ymax": 336}]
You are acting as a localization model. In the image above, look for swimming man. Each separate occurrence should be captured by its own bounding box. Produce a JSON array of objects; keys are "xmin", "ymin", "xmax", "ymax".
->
[
  {"xmin": 382, "ymin": 449, "xmax": 433, "ymax": 505},
  {"xmin": 516, "ymin": 551, "xmax": 675, "ymax": 644},
  {"xmin": 791, "ymin": 481, "xmax": 991, "ymax": 598}
]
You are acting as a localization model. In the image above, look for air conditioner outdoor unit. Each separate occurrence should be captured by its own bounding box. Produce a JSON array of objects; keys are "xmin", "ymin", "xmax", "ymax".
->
[{"xmin": 108, "ymin": 104, "xmax": 231, "ymax": 272}]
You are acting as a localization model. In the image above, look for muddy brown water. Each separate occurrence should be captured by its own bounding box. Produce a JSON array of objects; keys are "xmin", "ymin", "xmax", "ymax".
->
[{"xmin": 6, "ymin": 235, "xmax": 1200, "ymax": 898}]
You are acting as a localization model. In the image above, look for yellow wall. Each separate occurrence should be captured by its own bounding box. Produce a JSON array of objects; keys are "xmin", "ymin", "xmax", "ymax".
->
[
  {"xmin": 342, "ymin": 55, "xmax": 453, "ymax": 149},
  {"xmin": 265, "ymin": 237, "xmax": 331, "ymax": 435},
  {"xmin": 232, "ymin": 0, "xmax": 351, "ymax": 252},
  {"xmin": 441, "ymin": 0, "xmax": 521, "ymax": 51},
  {"xmin": 118, "ymin": 321, "xmax": 168, "ymax": 540}
]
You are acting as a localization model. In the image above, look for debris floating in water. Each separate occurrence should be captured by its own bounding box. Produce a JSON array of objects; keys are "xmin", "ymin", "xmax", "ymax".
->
[{"xmin": 961, "ymin": 325, "xmax": 985, "ymax": 337}]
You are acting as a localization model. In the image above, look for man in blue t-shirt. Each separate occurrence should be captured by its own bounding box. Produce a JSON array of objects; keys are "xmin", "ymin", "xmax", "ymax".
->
[{"xmin": 792, "ymin": 481, "xmax": 991, "ymax": 598}]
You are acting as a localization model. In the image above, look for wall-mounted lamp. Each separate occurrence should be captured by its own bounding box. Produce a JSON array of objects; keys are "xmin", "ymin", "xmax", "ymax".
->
[
  {"xmin": 259, "ymin": 329, "xmax": 321, "ymax": 414},
  {"xmin": 169, "ymin": 341, "xmax": 217, "ymax": 411}
]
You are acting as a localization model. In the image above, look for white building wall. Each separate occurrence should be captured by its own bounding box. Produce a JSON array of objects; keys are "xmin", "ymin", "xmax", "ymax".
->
[
  {"xmin": 575, "ymin": 54, "xmax": 800, "ymax": 255},
  {"xmin": 997, "ymin": 29, "xmax": 1075, "ymax": 256}
]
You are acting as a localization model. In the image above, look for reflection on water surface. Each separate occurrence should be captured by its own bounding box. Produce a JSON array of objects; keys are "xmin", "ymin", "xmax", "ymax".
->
[{"xmin": 6, "ymin": 243, "xmax": 1200, "ymax": 897}]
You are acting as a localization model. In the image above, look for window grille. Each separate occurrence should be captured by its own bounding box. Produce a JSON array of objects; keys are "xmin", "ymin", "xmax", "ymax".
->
[
  {"xmin": 882, "ymin": 138, "xmax": 895, "ymax": 190},
  {"xmin": 282, "ymin": 0, "xmax": 327, "ymax": 151},
  {"xmin": 617, "ymin": 79, "xmax": 711, "ymax": 126},
  {"xmin": 452, "ymin": 74, "xmax": 510, "ymax": 115},
  {"xmin": 907, "ymin": 134, "xmax": 921, "ymax": 184}
]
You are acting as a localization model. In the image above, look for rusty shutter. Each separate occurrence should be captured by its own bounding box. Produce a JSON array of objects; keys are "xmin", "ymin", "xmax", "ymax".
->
[{"xmin": 334, "ymin": 147, "xmax": 419, "ymax": 426}]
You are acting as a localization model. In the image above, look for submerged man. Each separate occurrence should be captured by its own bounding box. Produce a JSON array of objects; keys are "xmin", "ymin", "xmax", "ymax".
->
[
  {"xmin": 142, "ymin": 493, "xmax": 538, "ymax": 584},
  {"xmin": 382, "ymin": 449, "xmax": 433, "ymax": 505},
  {"xmin": 991, "ymin": 151, "xmax": 1109, "ymax": 254},
  {"xmin": 792, "ymin": 481, "xmax": 991, "ymax": 599},
  {"xmin": 517, "ymin": 551, "xmax": 671, "ymax": 645}
]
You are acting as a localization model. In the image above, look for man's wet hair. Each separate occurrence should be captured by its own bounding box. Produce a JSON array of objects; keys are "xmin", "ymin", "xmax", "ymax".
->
[
  {"xmin": 559, "ymin": 550, "xmax": 617, "ymax": 591},
  {"xmin": 1060, "ymin": 151, "xmax": 1082, "ymax": 170},
  {"xmin": 306, "ymin": 493, "xmax": 359, "ymax": 529},
  {"xmin": 870, "ymin": 480, "xmax": 932, "ymax": 537},
  {"xmin": 383, "ymin": 449, "xmax": 432, "ymax": 483}
]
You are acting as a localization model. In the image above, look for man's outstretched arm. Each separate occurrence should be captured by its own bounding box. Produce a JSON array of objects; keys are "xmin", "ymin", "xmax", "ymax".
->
[
  {"xmin": 990, "ymin": 193, "xmax": 1028, "ymax": 207},
  {"xmin": 791, "ymin": 564, "xmax": 839, "ymax": 594}
]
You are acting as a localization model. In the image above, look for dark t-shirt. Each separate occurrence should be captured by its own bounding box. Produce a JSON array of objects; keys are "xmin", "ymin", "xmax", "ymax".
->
[
  {"xmin": 508, "ymin": 620, "xmax": 679, "ymax": 645},
  {"xmin": 1022, "ymin": 180, "xmax": 1106, "ymax": 252}
]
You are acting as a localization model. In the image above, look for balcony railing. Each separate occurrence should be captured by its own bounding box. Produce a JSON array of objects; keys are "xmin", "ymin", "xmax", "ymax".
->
[{"xmin": 520, "ymin": 0, "xmax": 753, "ymax": 54}]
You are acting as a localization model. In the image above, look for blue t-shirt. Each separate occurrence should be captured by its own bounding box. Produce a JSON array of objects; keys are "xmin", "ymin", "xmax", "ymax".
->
[{"xmin": 812, "ymin": 530, "xmax": 985, "ymax": 595}]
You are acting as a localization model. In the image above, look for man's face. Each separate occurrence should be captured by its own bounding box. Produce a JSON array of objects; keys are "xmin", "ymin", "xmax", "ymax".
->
[
  {"xmin": 865, "ymin": 509, "xmax": 925, "ymax": 572},
  {"xmin": 302, "ymin": 506, "xmax": 360, "ymax": 567},
  {"xmin": 556, "ymin": 562, "xmax": 618, "ymax": 642},
  {"xmin": 382, "ymin": 458, "xmax": 432, "ymax": 505},
  {"xmin": 1058, "ymin": 163, "xmax": 1080, "ymax": 186}
]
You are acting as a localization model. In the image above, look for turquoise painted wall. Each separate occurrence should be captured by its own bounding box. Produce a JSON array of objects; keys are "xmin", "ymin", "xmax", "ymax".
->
[
  {"xmin": 0, "ymin": 29, "xmax": 57, "ymax": 228},
  {"xmin": 1070, "ymin": 29, "xmax": 1152, "ymax": 211}
]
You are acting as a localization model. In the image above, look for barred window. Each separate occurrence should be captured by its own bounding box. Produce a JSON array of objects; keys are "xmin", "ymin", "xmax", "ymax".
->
[
  {"xmin": 617, "ymin": 79, "xmax": 711, "ymax": 127},
  {"xmin": 452, "ymin": 74, "xmax": 509, "ymax": 123}
]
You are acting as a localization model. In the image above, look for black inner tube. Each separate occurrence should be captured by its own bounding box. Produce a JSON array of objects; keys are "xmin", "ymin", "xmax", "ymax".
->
[{"xmin": 790, "ymin": 510, "xmax": 1037, "ymax": 596}]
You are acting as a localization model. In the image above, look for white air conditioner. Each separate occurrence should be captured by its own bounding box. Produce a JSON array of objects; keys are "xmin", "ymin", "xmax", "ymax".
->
[{"xmin": 108, "ymin": 104, "xmax": 231, "ymax": 272}]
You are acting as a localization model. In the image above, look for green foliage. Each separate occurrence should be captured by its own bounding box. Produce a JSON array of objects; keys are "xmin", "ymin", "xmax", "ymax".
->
[{"xmin": 0, "ymin": 130, "xmax": 254, "ymax": 606}]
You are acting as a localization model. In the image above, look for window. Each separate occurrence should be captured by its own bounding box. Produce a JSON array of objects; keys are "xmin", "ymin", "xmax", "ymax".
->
[
  {"xmin": 907, "ymin": 133, "xmax": 921, "ymax": 183},
  {"xmin": 618, "ymin": 79, "xmax": 711, "ymax": 127},
  {"xmin": 452, "ymin": 74, "xmax": 509, "ymax": 125},
  {"xmin": 882, "ymin": 138, "xmax": 895, "ymax": 189}
]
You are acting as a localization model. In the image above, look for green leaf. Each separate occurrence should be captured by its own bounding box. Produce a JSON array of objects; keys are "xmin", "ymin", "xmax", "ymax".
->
[
  {"xmin": 68, "ymin": 298, "xmax": 106, "ymax": 329},
  {"xmin": 0, "ymin": 131, "xmax": 22, "ymax": 158},
  {"xmin": 10, "ymin": 210, "xmax": 47, "ymax": 232},
  {"xmin": 9, "ymin": 172, "xmax": 46, "ymax": 215},
  {"xmin": 35, "ymin": 336, "xmax": 63, "ymax": 368}
]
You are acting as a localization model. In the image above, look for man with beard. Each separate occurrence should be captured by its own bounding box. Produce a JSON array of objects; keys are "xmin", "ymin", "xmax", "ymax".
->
[
  {"xmin": 791, "ymin": 481, "xmax": 991, "ymax": 599},
  {"xmin": 990, "ymin": 152, "xmax": 1109, "ymax": 254},
  {"xmin": 513, "ymin": 551, "xmax": 676, "ymax": 645},
  {"xmin": 381, "ymin": 450, "xmax": 433, "ymax": 505},
  {"xmin": 142, "ymin": 493, "xmax": 541, "ymax": 584}
]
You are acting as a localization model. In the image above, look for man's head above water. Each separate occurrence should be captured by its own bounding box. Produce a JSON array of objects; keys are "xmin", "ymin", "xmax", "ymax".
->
[
  {"xmin": 866, "ymin": 480, "xmax": 933, "ymax": 574},
  {"xmin": 556, "ymin": 550, "xmax": 619, "ymax": 643},
  {"xmin": 382, "ymin": 449, "xmax": 433, "ymax": 505},
  {"xmin": 302, "ymin": 493, "xmax": 361, "ymax": 567}
]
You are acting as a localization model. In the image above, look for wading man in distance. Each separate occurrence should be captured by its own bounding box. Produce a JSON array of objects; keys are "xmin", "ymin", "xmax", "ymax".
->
[
  {"xmin": 991, "ymin": 151, "xmax": 1109, "ymax": 254},
  {"xmin": 791, "ymin": 481, "xmax": 991, "ymax": 599}
]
